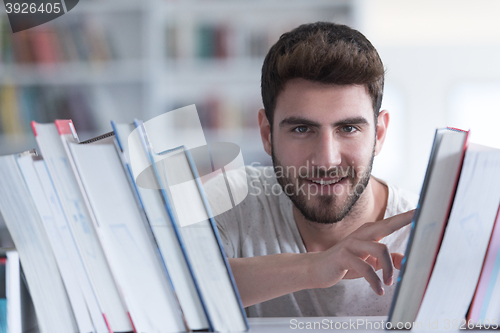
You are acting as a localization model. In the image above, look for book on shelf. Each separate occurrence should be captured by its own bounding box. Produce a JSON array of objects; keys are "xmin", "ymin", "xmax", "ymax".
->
[
  {"xmin": 388, "ymin": 128, "xmax": 469, "ymax": 326},
  {"xmin": 0, "ymin": 250, "xmax": 21, "ymax": 333},
  {"xmin": 113, "ymin": 121, "xmax": 212, "ymax": 331},
  {"xmin": 0, "ymin": 85, "xmax": 24, "ymax": 136},
  {"xmin": 66, "ymin": 126, "xmax": 187, "ymax": 333},
  {"xmin": 0, "ymin": 85, "xmax": 98, "ymax": 137},
  {"xmin": 167, "ymin": 21, "xmax": 273, "ymax": 61},
  {"xmin": 1, "ymin": 19, "xmax": 115, "ymax": 65},
  {"xmin": 389, "ymin": 128, "xmax": 500, "ymax": 329},
  {"xmin": 0, "ymin": 151, "xmax": 78, "ymax": 333},
  {"xmin": 16, "ymin": 153, "xmax": 96, "ymax": 333},
  {"xmin": 0, "ymin": 255, "xmax": 6, "ymax": 333},
  {"xmin": 468, "ymin": 205, "xmax": 500, "ymax": 325},
  {"xmin": 33, "ymin": 120, "xmax": 133, "ymax": 333},
  {"xmin": 0, "ymin": 116, "xmax": 248, "ymax": 333},
  {"xmin": 134, "ymin": 119, "xmax": 248, "ymax": 332},
  {"xmin": 0, "ymin": 249, "xmax": 38, "ymax": 333}
]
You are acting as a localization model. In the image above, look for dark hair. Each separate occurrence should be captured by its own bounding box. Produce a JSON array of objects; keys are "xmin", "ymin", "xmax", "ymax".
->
[{"xmin": 261, "ymin": 21, "xmax": 385, "ymax": 127}]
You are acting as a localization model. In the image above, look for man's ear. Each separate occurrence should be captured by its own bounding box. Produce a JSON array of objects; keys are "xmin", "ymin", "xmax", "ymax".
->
[
  {"xmin": 374, "ymin": 110, "xmax": 389, "ymax": 156},
  {"xmin": 258, "ymin": 108, "xmax": 272, "ymax": 156}
]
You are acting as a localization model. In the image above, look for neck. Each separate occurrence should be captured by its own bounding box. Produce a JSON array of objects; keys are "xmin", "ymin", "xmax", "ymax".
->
[{"xmin": 293, "ymin": 176, "xmax": 388, "ymax": 252}]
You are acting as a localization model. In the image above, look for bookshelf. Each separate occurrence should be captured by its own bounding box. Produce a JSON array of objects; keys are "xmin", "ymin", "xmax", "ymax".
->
[
  {"xmin": 0, "ymin": 0, "xmax": 149, "ymax": 158},
  {"xmin": 0, "ymin": 0, "xmax": 358, "ymax": 162}
]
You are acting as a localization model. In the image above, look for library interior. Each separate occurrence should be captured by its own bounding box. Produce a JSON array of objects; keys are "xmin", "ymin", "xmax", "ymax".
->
[{"xmin": 1, "ymin": 1, "xmax": 500, "ymax": 332}]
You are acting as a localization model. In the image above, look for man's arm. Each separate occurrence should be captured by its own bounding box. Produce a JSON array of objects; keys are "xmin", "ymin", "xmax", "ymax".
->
[{"xmin": 229, "ymin": 210, "xmax": 414, "ymax": 308}]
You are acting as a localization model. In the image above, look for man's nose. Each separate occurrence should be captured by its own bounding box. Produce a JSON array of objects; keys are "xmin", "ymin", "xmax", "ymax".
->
[{"xmin": 310, "ymin": 131, "xmax": 341, "ymax": 170}]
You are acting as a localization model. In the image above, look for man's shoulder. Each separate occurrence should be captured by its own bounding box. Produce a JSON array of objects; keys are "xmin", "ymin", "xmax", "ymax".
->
[
  {"xmin": 382, "ymin": 180, "xmax": 419, "ymax": 218},
  {"xmin": 205, "ymin": 164, "xmax": 283, "ymax": 218},
  {"xmin": 377, "ymin": 179, "xmax": 418, "ymax": 250},
  {"xmin": 209, "ymin": 164, "xmax": 297, "ymax": 258}
]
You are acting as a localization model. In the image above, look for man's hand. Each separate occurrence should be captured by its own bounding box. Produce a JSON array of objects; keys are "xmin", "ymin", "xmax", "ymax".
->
[
  {"xmin": 230, "ymin": 210, "xmax": 414, "ymax": 307},
  {"xmin": 308, "ymin": 210, "xmax": 415, "ymax": 295}
]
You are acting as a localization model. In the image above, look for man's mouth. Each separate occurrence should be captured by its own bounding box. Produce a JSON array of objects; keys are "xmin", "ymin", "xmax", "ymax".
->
[
  {"xmin": 309, "ymin": 179, "xmax": 341, "ymax": 185},
  {"xmin": 305, "ymin": 176, "xmax": 348, "ymax": 186}
]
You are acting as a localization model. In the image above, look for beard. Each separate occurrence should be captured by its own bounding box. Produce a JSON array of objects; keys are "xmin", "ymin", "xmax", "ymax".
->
[{"xmin": 271, "ymin": 144, "xmax": 375, "ymax": 224}]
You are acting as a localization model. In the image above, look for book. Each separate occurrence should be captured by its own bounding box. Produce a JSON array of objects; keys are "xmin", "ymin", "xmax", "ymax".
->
[
  {"xmin": 32, "ymin": 120, "xmax": 132, "ymax": 333},
  {"xmin": 16, "ymin": 154, "xmax": 95, "ymax": 333},
  {"xmin": 414, "ymin": 143, "xmax": 500, "ymax": 325},
  {"xmin": 30, "ymin": 156, "xmax": 109, "ymax": 333},
  {"xmin": 66, "ymin": 132, "xmax": 187, "ymax": 333},
  {"xmin": 388, "ymin": 128, "xmax": 469, "ymax": 327},
  {"xmin": 136, "ymin": 121, "xmax": 248, "ymax": 332},
  {"xmin": 112, "ymin": 121, "xmax": 211, "ymax": 331},
  {"xmin": 388, "ymin": 136, "xmax": 500, "ymax": 329},
  {"xmin": 0, "ymin": 255, "xmax": 6, "ymax": 333},
  {"xmin": 0, "ymin": 250, "xmax": 21, "ymax": 333},
  {"xmin": 0, "ymin": 249, "xmax": 38, "ymax": 333},
  {"xmin": 467, "ymin": 204, "xmax": 500, "ymax": 325},
  {"xmin": 0, "ymin": 153, "xmax": 78, "ymax": 333}
]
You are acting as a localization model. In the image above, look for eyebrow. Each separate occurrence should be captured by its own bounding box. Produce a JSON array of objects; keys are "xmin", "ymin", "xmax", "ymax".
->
[{"xmin": 279, "ymin": 116, "xmax": 370, "ymax": 128}]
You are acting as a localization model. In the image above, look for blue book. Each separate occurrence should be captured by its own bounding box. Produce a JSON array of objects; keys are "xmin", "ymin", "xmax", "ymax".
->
[
  {"xmin": 133, "ymin": 120, "xmax": 249, "ymax": 332},
  {"xmin": 111, "ymin": 121, "xmax": 212, "ymax": 332},
  {"xmin": 0, "ymin": 256, "xmax": 6, "ymax": 333},
  {"xmin": 388, "ymin": 128, "xmax": 469, "ymax": 328},
  {"xmin": 0, "ymin": 299, "xmax": 6, "ymax": 333}
]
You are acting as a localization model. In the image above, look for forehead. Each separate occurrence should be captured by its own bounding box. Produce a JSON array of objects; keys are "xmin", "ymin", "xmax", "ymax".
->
[{"xmin": 274, "ymin": 79, "xmax": 374, "ymax": 126}]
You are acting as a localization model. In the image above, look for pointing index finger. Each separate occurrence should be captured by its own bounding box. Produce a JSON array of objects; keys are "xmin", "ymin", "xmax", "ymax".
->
[
  {"xmin": 355, "ymin": 210, "xmax": 415, "ymax": 241},
  {"xmin": 373, "ymin": 210, "xmax": 415, "ymax": 241}
]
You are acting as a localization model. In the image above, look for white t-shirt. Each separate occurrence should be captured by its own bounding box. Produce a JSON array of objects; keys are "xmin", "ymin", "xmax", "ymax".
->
[{"xmin": 211, "ymin": 166, "xmax": 418, "ymax": 317}]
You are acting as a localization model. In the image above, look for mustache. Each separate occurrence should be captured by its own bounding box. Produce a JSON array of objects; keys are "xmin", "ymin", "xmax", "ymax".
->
[
  {"xmin": 273, "ymin": 164, "xmax": 371, "ymax": 180},
  {"xmin": 299, "ymin": 167, "xmax": 355, "ymax": 179}
]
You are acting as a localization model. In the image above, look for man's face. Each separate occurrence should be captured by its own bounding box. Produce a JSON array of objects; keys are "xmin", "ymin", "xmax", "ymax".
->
[{"xmin": 266, "ymin": 79, "xmax": 381, "ymax": 224}]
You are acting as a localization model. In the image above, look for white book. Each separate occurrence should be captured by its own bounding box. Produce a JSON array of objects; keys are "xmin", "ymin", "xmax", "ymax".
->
[
  {"xmin": 32, "ymin": 158, "xmax": 109, "ymax": 333},
  {"xmin": 153, "ymin": 146, "xmax": 247, "ymax": 332},
  {"xmin": 67, "ymin": 139, "xmax": 186, "ymax": 333},
  {"xmin": 135, "ymin": 120, "xmax": 247, "ymax": 332},
  {"xmin": 17, "ymin": 154, "xmax": 94, "ymax": 333},
  {"xmin": 4, "ymin": 251, "xmax": 21, "ymax": 333},
  {"xmin": 468, "ymin": 206, "xmax": 500, "ymax": 325},
  {"xmin": 32, "ymin": 121, "xmax": 132, "ymax": 333},
  {"xmin": 416, "ymin": 143, "xmax": 500, "ymax": 327},
  {"xmin": 0, "ymin": 154, "xmax": 77, "ymax": 333},
  {"xmin": 113, "ymin": 121, "xmax": 210, "ymax": 331}
]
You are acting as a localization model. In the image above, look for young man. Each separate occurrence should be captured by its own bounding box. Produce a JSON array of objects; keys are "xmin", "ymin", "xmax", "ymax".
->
[{"xmin": 211, "ymin": 22, "xmax": 417, "ymax": 317}]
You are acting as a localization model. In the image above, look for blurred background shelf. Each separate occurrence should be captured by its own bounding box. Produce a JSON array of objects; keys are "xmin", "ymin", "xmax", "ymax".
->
[
  {"xmin": 0, "ymin": 0, "xmax": 357, "ymax": 164},
  {"xmin": 161, "ymin": 0, "xmax": 352, "ymax": 13},
  {"xmin": 0, "ymin": 60, "xmax": 147, "ymax": 85},
  {"xmin": 4, "ymin": 0, "xmax": 499, "ymax": 193}
]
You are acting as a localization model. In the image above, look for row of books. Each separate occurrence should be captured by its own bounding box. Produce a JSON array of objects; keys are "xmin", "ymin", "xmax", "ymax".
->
[
  {"xmin": 1, "ymin": 17, "xmax": 115, "ymax": 65},
  {"xmin": 0, "ymin": 112, "xmax": 248, "ymax": 332},
  {"xmin": 0, "ymin": 85, "xmax": 98, "ymax": 136},
  {"xmin": 165, "ymin": 22, "xmax": 289, "ymax": 60},
  {"xmin": 170, "ymin": 95, "xmax": 260, "ymax": 130},
  {"xmin": 388, "ymin": 128, "xmax": 500, "ymax": 329},
  {"xmin": 0, "ymin": 85, "xmax": 262, "ymax": 138}
]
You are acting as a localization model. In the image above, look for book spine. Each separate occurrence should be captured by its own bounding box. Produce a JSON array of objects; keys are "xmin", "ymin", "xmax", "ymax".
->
[
  {"xmin": 185, "ymin": 148, "xmax": 249, "ymax": 330},
  {"xmin": 133, "ymin": 120, "xmax": 214, "ymax": 332}
]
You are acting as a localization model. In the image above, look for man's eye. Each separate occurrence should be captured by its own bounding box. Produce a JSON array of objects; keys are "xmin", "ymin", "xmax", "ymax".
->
[
  {"xmin": 341, "ymin": 125, "xmax": 356, "ymax": 133},
  {"xmin": 293, "ymin": 126, "xmax": 309, "ymax": 134}
]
